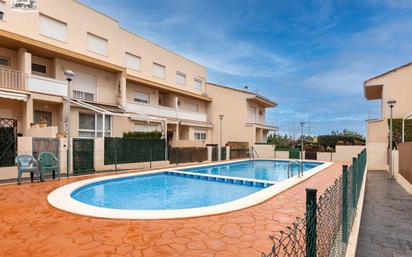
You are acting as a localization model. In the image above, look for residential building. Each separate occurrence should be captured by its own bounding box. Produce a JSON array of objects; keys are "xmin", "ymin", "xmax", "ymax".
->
[
  {"xmin": 206, "ymin": 83, "xmax": 277, "ymax": 147},
  {"xmin": 0, "ymin": 0, "xmax": 212, "ymax": 147},
  {"xmin": 364, "ymin": 62, "xmax": 412, "ymax": 170}
]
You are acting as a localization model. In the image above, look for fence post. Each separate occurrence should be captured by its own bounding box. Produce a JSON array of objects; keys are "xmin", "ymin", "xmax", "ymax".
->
[
  {"xmin": 305, "ymin": 188, "xmax": 317, "ymax": 257},
  {"xmin": 114, "ymin": 138, "xmax": 118, "ymax": 172},
  {"xmin": 352, "ymin": 158, "xmax": 357, "ymax": 209},
  {"xmin": 176, "ymin": 148, "xmax": 179, "ymax": 166},
  {"xmin": 357, "ymin": 153, "xmax": 362, "ymax": 200},
  {"xmin": 150, "ymin": 147, "xmax": 152, "ymax": 169},
  {"xmin": 342, "ymin": 165, "xmax": 349, "ymax": 243}
]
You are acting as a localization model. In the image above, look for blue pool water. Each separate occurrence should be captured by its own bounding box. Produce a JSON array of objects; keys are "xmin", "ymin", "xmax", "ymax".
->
[
  {"xmin": 179, "ymin": 160, "xmax": 322, "ymax": 182},
  {"xmin": 71, "ymin": 172, "xmax": 262, "ymax": 210}
]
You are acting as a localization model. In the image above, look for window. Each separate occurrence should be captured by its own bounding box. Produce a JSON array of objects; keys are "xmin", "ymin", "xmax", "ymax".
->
[
  {"xmin": 87, "ymin": 33, "xmax": 108, "ymax": 56},
  {"xmin": 187, "ymin": 103, "xmax": 199, "ymax": 112},
  {"xmin": 134, "ymin": 123, "xmax": 160, "ymax": 132},
  {"xmin": 176, "ymin": 72, "xmax": 186, "ymax": 85},
  {"xmin": 194, "ymin": 130, "xmax": 207, "ymax": 140},
  {"xmin": 39, "ymin": 14, "xmax": 67, "ymax": 42},
  {"xmin": 34, "ymin": 111, "xmax": 52, "ymax": 126},
  {"xmin": 71, "ymin": 72, "xmax": 97, "ymax": 101},
  {"xmin": 32, "ymin": 63, "xmax": 47, "ymax": 74},
  {"xmin": 153, "ymin": 63, "xmax": 165, "ymax": 79},
  {"xmin": 0, "ymin": 1, "xmax": 5, "ymax": 20},
  {"xmin": 79, "ymin": 113, "xmax": 111, "ymax": 138},
  {"xmin": 125, "ymin": 52, "xmax": 141, "ymax": 71},
  {"xmin": 96, "ymin": 115, "xmax": 112, "ymax": 137},
  {"xmin": 0, "ymin": 57, "xmax": 9, "ymax": 66},
  {"xmin": 133, "ymin": 91, "xmax": 149, "ymax": 104},
  {"xmin": 194, "ymin": 78, "xmax": 202, "ymax": 90}
]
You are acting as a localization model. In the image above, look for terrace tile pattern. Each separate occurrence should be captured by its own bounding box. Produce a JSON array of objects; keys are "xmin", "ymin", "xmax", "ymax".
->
[{"xmin": 0, "ymin": 163, "xmax": 343, "ymax": 257}]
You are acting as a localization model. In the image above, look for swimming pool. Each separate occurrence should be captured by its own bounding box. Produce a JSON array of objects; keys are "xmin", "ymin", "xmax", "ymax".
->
[
  {"xmin": 179, "ymin": 160, "xmax": 321, "ymax": 182},
  {"xmin": 71, "ymin": 172, "xmax": 265, "ymax": 210},
  {"xmin": 48, "ymin": 159, "xmax": 331, "ymax": 219}
]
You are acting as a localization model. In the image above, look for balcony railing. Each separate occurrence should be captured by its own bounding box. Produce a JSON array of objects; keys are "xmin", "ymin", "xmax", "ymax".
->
[
  {"xmin": 126, "ymin": 101, "xmax": 207, "ymax": 122},
  {"xmin": 0, "ymin": 67, "xmax": 26, "ymax": 91},
  {"xmin": 28, "ymin": 75, "xmax": 67, "ymax": 96}
]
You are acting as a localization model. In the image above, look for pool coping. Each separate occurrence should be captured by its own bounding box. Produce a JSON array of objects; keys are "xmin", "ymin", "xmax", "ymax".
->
[{"xmin": 48, "ymin": 159, "xmax": 333, "ymax": 220}]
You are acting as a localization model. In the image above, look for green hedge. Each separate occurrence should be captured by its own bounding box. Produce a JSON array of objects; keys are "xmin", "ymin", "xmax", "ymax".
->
[
  {"xmin": 123, "ymin": 131, "xmax": 162, "ymax": 139},
  {"xmin": 317, "ymin": 135, "xmax": 365, "ymax": 150}
]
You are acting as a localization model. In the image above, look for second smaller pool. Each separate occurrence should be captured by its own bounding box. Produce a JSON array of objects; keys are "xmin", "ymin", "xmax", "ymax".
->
[{"xmin": 179, "ymin": 160, "xmax": 322, "ymax": 182}]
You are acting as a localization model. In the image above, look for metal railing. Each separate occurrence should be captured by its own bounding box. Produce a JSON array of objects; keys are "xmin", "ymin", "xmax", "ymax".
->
[
  {"xmin": 251, "ymin": 146, "xmax": 260, "ymax": 160},
  {"xmin": 0, "ymin": 67, "xmax": 26, "ymax": 91},
  {"xmin": 287, "ymin": 160, "xmax": 303, "ymax": 178},
  {"xmin": 262, "ymin": 149, "xmax": 367, "ymax": 257}
]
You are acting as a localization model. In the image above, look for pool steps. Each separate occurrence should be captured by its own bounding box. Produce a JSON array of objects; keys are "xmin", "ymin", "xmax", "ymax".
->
[{"xmin": 165, "ymin": 170, "xmax": 274, "ymax": 188}]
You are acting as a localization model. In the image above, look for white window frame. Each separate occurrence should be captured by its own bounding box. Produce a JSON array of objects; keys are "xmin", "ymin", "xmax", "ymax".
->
[
  {"xmin": 187, "ymin": 103, "xmax": 199, "ymax": 112},
  {"xmin": 39, "ymin": 14, "xmax": 67, "ymax": 42},
  {"xmin": 134, "ymin": 123, "xmax": 160, "ymax": 133},
  {"xmin": 153, "ymin": 62, "xmax": 166, "ymax": 79},
  {"xmin": 78, "ymin": 113, "xmax": 112, "ymax": 138},
  {"xmin": 194, "ymin": 130, "xmax": 207, "ymax": 140},
  {"xmin": 87, "ymin": 33, "xmax": 108, "ymax": 56},
  {"xmin": 194, "ymin": 78, "xmax": 203, "ymax": 90},
  {"xmin": 125, "ymin": 52, "xmax": 141, "ymax": 71},
  {"xmin": 133, "ymin": 91, "xmax": 150, "ymax": 104},
  {"xmin": 176, "ymin": 71, "xmax": 186, "ymax": 85}
]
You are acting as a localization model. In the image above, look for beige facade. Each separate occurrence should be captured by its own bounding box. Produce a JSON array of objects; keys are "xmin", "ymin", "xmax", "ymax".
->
[
  {"xmin": 364, "ymin": 62, "xmax": 412, "ymax": 170},
  {"xmin": 206, "ymin": 83, "xmax": 277, "ymax": 147},
  {"xmin": 0, "ymin": 0, "xmax": 276, "ymax": 151},
  {"xmin": 0, "ymin": 0, "xmax": 215, "ymax": 147}
]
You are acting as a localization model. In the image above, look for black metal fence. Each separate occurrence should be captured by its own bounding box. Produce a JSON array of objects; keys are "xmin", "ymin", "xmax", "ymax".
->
[
  {"xmin": 262, "ymin": 149, "xmax": 367, "ymax": 257},
  {"xmin": 0, "ymin": 118, "xmax": 17, "ymax": 167},
  {"xmin": 104, "ymin": 137, "xmax": 166, "ymax": 165}
]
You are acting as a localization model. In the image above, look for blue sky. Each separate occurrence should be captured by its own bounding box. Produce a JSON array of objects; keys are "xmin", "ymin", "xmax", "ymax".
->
[{"xmin": 81, "ymin": 0, "xmax": 412, "ymax": 137}]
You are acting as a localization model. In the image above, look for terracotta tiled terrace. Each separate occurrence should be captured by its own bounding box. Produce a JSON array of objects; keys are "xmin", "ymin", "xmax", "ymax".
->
[{"xmin": 0, "ymin": 163, "xmax": 345, "ymax": 257}]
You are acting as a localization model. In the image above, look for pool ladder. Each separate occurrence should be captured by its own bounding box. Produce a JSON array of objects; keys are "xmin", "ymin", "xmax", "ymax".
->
[
  {"xmin": 250, "ymin": 147, "xmax": 259, "ymax": 160},
  {"xmin": 288, "ymin": 160, "xmax": 304, "ymax": 178}
]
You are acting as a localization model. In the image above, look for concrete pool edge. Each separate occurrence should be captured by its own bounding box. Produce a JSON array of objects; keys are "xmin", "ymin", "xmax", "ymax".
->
[{"xmin": 47, "ymin": 159, "xmax": 333, "ymax": 220}]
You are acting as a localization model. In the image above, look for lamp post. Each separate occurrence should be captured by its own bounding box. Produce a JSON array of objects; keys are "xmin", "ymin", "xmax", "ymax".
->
[
  {"xmin": 387, "ymin": 100, "xmax": 396, "ymax": 179},
  {"xmin": 219, "ymin": 114, "xmax": 224, "ymax": 161},
  {"xmin": 64, "ymin": 70, "xmax": 75, "ymax": 177},
  {"xmin": 300, "ymin": 122, "xmax": 305, "ymax": 160}
]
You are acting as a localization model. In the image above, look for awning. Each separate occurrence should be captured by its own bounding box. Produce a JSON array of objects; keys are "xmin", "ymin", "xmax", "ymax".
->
[
  {"xmin": 0, "ymin": 91, "xmax": 28, "ymax": 101},
  {"xmin": 364, "ymin": 84, "xmax": 383, "ymax": 100},
  {"xmin": 246, "ymin": 122, "xmax": 278, "ymax": 131},
  {"xmin": 71, "ymin": 99, "xmax": 125, "ymax": 116},
  {"xmin": 129, "ymin": 115, "xmax": 164, "ymax": 123},
  {"xmin": 180, "ymin": 121, "xmax": 213, "ymax": 128}
]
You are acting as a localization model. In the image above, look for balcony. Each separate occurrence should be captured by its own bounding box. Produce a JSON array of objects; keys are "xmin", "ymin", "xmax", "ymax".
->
[
  {"xmin": 126, "ymin": 101, "xmax": 207, "ymax": 122},
  {"xmin": 28, "ymin": 75, "xmax": 67, "ymax": 96},
  {"xmin": 0, "ymin": 67, "xmax": 26, "ymax": 91}
]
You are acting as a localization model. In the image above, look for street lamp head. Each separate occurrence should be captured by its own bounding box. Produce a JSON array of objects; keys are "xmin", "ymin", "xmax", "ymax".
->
[
  {"xmin": 64, "ymin": 70, "xmax": 75, "ymax": 81},
  {"xmin": 219, "ymin": 114, "xmax": 224, "ymax": 119},
  {"xmin": 300, "ymin": 122, "xmax": 305, "ymax": 126},
  {"xmin": 387, "ymin": 100, "xmax": 396, "ymax": 108}
]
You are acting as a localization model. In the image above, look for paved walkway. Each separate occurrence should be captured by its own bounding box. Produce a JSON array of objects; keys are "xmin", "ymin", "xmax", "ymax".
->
[
  {"xmin": 356, "ymin": 170, "xmax": 412, "ymax": 257},
  {"xmin": 0, "ymin": 163, "xmax": 343, "ymax": 257}
]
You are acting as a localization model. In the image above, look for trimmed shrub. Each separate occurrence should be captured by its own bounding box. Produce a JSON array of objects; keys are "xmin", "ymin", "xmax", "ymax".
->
[{"xmin": 123, "ymin": 131, "xmax": 162, "ymax": 139}]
